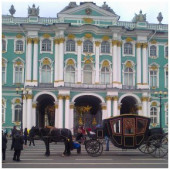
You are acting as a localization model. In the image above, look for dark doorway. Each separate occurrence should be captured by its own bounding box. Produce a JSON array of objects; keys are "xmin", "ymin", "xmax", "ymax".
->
[
  {"xmin": 36, "ymin": 94, "xmax": 55, "ymax": 128},
  {"xmin": 120, "ymin": 96, "xmax": 138, "ymax": 115},
  {"xmin": 74, "ymin": 95, "xmax": 102, "ymax": 133}
]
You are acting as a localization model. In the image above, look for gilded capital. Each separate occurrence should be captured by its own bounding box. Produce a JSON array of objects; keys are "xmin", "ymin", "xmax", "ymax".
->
[
  {"xmin": 112, "ymin": 96, "xmax": 118, "ymax": 101},
  {"xmin": 33, "ymin": 38, "xmax": 39, "ymax": 44},
  {"xmin": 95, "ymin": 41, "xmax": 101, "ymax": 47},
  {"xmin": 59, "ymin": 38, "xmax": 65, "ymax": 43},
  {"xmin": 26, "ymin": 94, "xmax": 33, "ymax": 99},
  {"xmin": 70, "ymin": 104, "xmax": 74, "ymax": 109},
  {"xmin": 55, "ymin": 104, "xmax": 58, "ymax": 109},
  {"xmin": 118, "ymin": 105, "xmax": 121, "ymax": 110},
  {"xmin": 54, "ymin": 38, "xmax": 59, "ymax": 44},
  {"xmin": 112, "ymin": 40, "xmax": 118, "ymax": 46},
  {"xmin": 117, "ymin": 41, "xmax": 122, "ymax": 47},
  {"xmin": 58, "ymin": 95, "xmax": 63, "ymax": 100},
  {"xmin": 77, "ymin": 40, "xmax": 82, "ymax": 46},
  {"xmin": 142, "ymin": 43, "xmax": 148, "ymax": 48},
  {"xmin": 101, "ymin": 105, "xmax": 107, "ymax": 110},
  {"xmin": 141, "ymin": 97, "xmax": 149, "ymax": 102},
  {"xmin": 27, "ymin": 38, "xmax": 32, "ymax": 44},
  {"xmin": 136, "ymin": 42, "xmax": 142, "ymax": 48},
  {"xmin": 106, "ymin": 96, "xmax": 112, "ymax": 101},
  {"xmin": 32, "ymin": 103, "xmax": 37, "ymax": 108},
  {"xmin": 65, "ymin": 95, "xmax": 70, "ymax": 100}
]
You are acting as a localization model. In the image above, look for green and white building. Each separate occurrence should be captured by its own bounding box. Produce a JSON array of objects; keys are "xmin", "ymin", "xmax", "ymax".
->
[{"xmin": 2, "ymin": 2, "xmax": 168, "ymax": 133}]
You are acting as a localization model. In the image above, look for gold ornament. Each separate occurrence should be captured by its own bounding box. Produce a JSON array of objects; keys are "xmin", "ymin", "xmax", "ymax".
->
[
  {"xmin": 95, "ymin": 41, "xmax": 101, "ymax": 46},
  {"xmin": 106, "ymin": 96, "xmax": 112, "ymax": 101},
  {"xmin": 58, "ymin": 95, "xmax": 63, "ymax": 100},
  {"xmin": 54, "ymin": 38, "xmax": 59, "ymax": 44},
  {"xmin": 125, "ymin": 61, "xmax": 133, "ymax": 68},
  {"xmin": 85, "ymin": 59, "xmax": 91, "ymax": 64},
  {"xmin": 26, "ymin": 94, "xmax": 33, "ymax": 99},
  {"xmin": 101, "ymin": 105, "xmax": 107, "ymax": 110},
  {"xmin": 15, "ymin": 61, "xmax": 23, "ymax": 66},
  {"xmin": 43, "ymin": 34, "xmax": 51, "ymax": 38},
  {"xmin": 55, "ymin": 104, "xmax": 58, "ymax": 109},
  {"xmin": 27, "ymin": 38, "xmax": 32, "ymax": 44},
  {"xmin": 102, "ymin": 60, "xmax": 109, "ymax": 67},
  {"xmin": 126, "ymin": 37, "xmax": 133, "ymax": 42},
  {"xmin": 112, "ymin": 40, "xmax": 118, "ymax": 46},
  {"xmin": 150, "ymin": 65, "xmax": 158, "ymax": 70},
  {"xmin": 67, "ymin": 34, "xmax": 75, "ymax": 39},
  {"xmin": 112, "ymin": 96, "xmax": 118, "ymax": 101},
  {"xmin": 59, "ymin": 38, "xmax": 65, "ymax": 43},
  {"xmin": 141, "ymin": 97, "xmax": 149, "ymax": 102},
  {"xmin": 67, "ymin": 59, "xmax": 74, "ymax": 65},
  {"xmin": 150, "ymin": 40, "xmax": 157, "ymax": 44},
  {"xmin": 15, "ymin": 99, "xmax": 20, "ymax": 103},
  {"xmin": 102, "ymin": 36, "xmax": 109, "ymax": 41},
  {"xmin": 117, "ymin": 41, "xmax": 122, "ymax": 47},
  {"xmin": 142, "ymin": 43, "xmax": 148, "ymax": 48},
  {"xmin": 65, "ymin": 95, "xmax": 70, "ymax": 100},
  {"xmin": 92, "ymin": 117, "xmax": 97, "ymax": 125},
  {"xmin": 70, "ymin": 104, "xmax": 74, "ymax": 109},
  {"xmin": 136, "ymin": 42, "xmax": 142, "ymax": 48},
  {"xmin": 33, "ymin": 38, "xmax": 39, "ymax": 44},
  {"xmin": 77, "ymin": 40, "xmax": 82, "ymax": 46},
  {"xmin": 83, "ymin": 18, "xmax": 93, "ymax": 23},
  {"xmin": 32, "ymin": 103, "xmax": 37, "ymax": 108},
  {"xmin": 84, "ymin": 33, "xmax": 92, "ymax": 39},
  {"xmin": 16, "ymin": 34, "xmax": 23, "ymax": 38},
  {"xmin": 118, "ymin": 105, "xmax": 121, "ymax": 110},
  {"xmin": 78, "ymin": 117, "xmax": 83, "ymax": 125},
  {"xmin": 151, "ymin": 102, "xmax": 157, "ymax": 106},
  {"xmin": 42, "ymin": 58, "xmax": 50, "ymax": 65}
]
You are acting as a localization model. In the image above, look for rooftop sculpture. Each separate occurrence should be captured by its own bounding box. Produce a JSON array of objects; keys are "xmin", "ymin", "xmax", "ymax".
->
[
  {"xmin": 132, "ymin": 10, "xmax": 146, "ymax": 22},
  {"xmin": 28, "ymin": 4, "xmax": 39, "ymax": 16}
]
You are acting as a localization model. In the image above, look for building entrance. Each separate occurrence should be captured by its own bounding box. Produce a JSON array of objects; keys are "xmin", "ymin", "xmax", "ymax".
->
[
  {"xmin": 120, "ymin": 96, "xmax": 138, "ymax": 115},
  {"xmin": 36, "ymin": 94, "xmax": 55, "ymax": 128},
  {"xmin": 74, "ymin": 95, "xmax": 102, "ymax": 133}
]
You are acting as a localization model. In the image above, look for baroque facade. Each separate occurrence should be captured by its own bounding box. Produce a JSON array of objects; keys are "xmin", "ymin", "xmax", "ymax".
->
[{"xmin": 2, "ymin": 2, "xmax": 168, "ymax": 133}]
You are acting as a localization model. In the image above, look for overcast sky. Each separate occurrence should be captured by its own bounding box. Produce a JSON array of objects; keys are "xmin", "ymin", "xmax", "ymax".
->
[{"xmin": 1, "ymin": 0, "xmax": 169, "ymax": 24}]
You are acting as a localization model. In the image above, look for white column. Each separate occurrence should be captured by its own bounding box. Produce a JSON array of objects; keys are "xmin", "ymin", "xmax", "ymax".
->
[
  {"xmin": 54, "ymin": 102, "xmax": 58, "ymax": 128},
  {"xmin": 65, "ymin": 96, "xmax": 70, "ymax": 129},
  {"xmin": 95, "ymin": 41, "xmax": 100, "ymax": 84},
  {"xmin": 142, "ymin": 96, "xmax": 149, "ymax": 117},
  {"xmin": 58, "ymin": 95, "xmax": 63, "ymax": 128},
  {"xmin": 77, "ymin": 40, "xmax": 82, "ymax": 83},
  {"xmin": 32, "ymin": 38, "xmax": 38, "ymax": 86},
  {"xmin": 112, "ymin": 40, "xmax": 118, "ymax": 87},
  {"xmin": 137, "ymin": 104, "xmax": 142, "ymax": 115},
  {"xmin": 54, "ymin": 39, "xmax": 59, "ymax": 87},
  {"xmin": 106, "ymin": 96, "xmax": 112, "ymax": 118},
  {"xmin": 70, "ymin": 102, "xmax": 74, "ymax": 134},
  {"xmin": 142, "ymin": 43, "xmax": 148, "ymax": 86},
  {"xmin": 117, "ymin": 41, "xmax": 122, "ymax": 85},
  {"xmin": 58, "ymin": 38, "xmax": 64, "ymax": 86},
  {"xmin": 136, "ymin": 43, "xmax": 142, "ymax": 87},
  {"xmin": 113, "ymin": 96, "xmax": 118, "ymax": 116},
  {"xmin": 26, "ymin": 94, "xmax": 33, "ymax": 130},
  {"xmin": 101, "ymin": 103, "xmax": 107, "ymax": 120},
  {"xmin": 32, "ymin": 102, "xmax": 36, "ymax": 127},
  {"xmin": 26, "ymin": 38, "xmax": 32, "ymax": 85},
  {"xmin": 22, "ymin": 96, "xmax": 27, "ymax": 130}
]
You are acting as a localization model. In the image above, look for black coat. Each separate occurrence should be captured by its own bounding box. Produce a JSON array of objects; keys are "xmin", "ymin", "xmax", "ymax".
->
[
  {"xmin": 24, "ymin": 130, "xmax": 28, "ymax": 139},
  {"xmin": 2, "ymin": 134, "xmax": 7, "ymax": 150},
  {"xmin": 13, "ymin": 135, "xmax": 24, "ymax": 150}
]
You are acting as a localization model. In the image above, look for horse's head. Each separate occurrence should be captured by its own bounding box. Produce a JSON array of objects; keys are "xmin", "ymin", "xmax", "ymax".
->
[{"xmin": 30, "ymin": 126, "xmax": 41, "ymax": 137}]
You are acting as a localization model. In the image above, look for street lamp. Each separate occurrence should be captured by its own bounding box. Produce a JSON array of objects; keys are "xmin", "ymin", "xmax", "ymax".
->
[
  {"xmin": 16, "ymin": 87, "xmax": 29, "ymax": 131},
  {"xmin": 154, "ymin": 91, "xmax": 167, "ymax": 129}
]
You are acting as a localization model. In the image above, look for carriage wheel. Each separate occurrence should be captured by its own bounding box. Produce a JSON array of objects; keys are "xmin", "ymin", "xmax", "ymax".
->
[
  {"xmin": 138, "ymin": 141, "xmax": 150, "ymax": 154},
  {"xmin": 147, "ymin": 134, "xmax": 168, "ymax": 158},
  {"xmin": 85, "ymin": 139, "xmax": 102, "ymax": 157}
]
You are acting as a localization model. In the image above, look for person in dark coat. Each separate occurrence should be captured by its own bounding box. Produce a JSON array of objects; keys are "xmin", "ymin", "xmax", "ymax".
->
[
  {"xmin": 29, "ymin": 127, "xmax": 35, "ymax": 146},
  {"xmin": 12, "ymin": 131, "xmax": 24, "ymax": 161},
  {"xmin": 103, "ymin": 121, "xmax": 109, "ymax": 151},
  {"xmin": 23, "ymin": 128, "xmax": 28, "ymax": 145},
  {"xmin": 11, "ymin": 126, "xmax": 17, "ymax": 150},
  {"xmin": 2, "ymin": 131, "xmax": 7, "ymax": 162},
  {"xmin": 76, "ymin": 126, "xmax": 83, "ymax": 143}
]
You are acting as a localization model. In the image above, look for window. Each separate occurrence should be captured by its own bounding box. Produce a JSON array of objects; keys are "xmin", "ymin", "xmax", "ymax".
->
[
  {"xmin": 83, "ymin": 40, "xmax": 93, "ymax": 53},
  {"xmin": 2, "ymin": 103, "xmax": 5, "ymax": 123},
  {"xmin": 150, "ymin": 70, "xmax": 158, "ymax": 88},
  {"xmin": 14, "ymin": 105, "xmax": 22, "ymax": 122},
  {"xmin": 150, "ymin": 107, "xmax": 158, "ymax": 124},
  {"xmin": 42, "ymin": 39, "xmax": 51, "ymax": 51},
  {"xmin": 101, "ymin": 66, "xmax": 110, "ymax": 84},
  {"xmin": 101, "ymin": 41, "xmax": 110, "ymax": 53},
  {"xmin": 65, "ymin": 65, "xmax": 75, "ymax": 83},
  {"xmin": 165, "ymin": 46, "xmax": 168, "ymax": 57},
  {"xmin": 66, "ymin": 40, "xmax": 75, "ymax": 52},
  {"xmin": 2, "ymin": 40, "xmax": 6, "ymax": 51},
  {"xmin": 124, "ymin": 43, "xmax": 133, "ymax": 55},
  {"xmin": 83, "ymin": 64, "xmax": 92, "ymax": 84},
  {"xmin": 165, "ymin": 104, "xmax": 168, "ymax": 125},
  {"xmin": 165, "ymin": 70, "xmax": 168, "ymax": 88},
  {"xmin": 14, "ymin": 65, "xmax": 23, "ymax": 83},
  {"xmin": 16, "ymin": 40, "xmax": 23, "ymax": 51},
  {"xmin": 124, "ymin": 67, "xmax": 133, "ymax": 86},
  {"xmin": 41, "ymin": 65, "xmax": 51, "ymax": 83},
  {"xmin": 150, "ymin": 45, "xmax": 157, "ymax": 57},
  {"xmin": 2, "ymin": 66, "xmax": 6, "ymax": 84}
]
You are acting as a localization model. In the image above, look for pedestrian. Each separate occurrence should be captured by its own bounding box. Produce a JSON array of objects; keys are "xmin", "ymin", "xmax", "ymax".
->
[
  {"xmin": 2, "ymin": 131, "xmax": 7, "ymax": 163},
  {"xmin": 76, "ymin": 126, "xmax": 83, "ymax": 143},
  {"xmin": 11, "ymin": 126, "xmax": 17, "ymax": 150},
  {"xmin": 24, "ymin": 128, "xmax": 28, "ymax": 145},
  {"xmin": 72, "ymin": 136, "xmax": 81, "ymax": 154},
  {"xmin": 12, "ymin": 131, "xmax": 24, "ymax": 161},
  {"xmin": 103, "ymin": 121, "xmax": 109, "ymax": 151},
  {"xmin": 29, "ymin": 127, "xmax": 35, "ymax": 146}
]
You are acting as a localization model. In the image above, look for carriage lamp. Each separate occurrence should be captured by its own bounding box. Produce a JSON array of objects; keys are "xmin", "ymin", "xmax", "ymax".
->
[
  {"xmin": 16, "ymin": 87, "xmax": 30, "ymax": 131},
  {"xmin": 154, "ymin": 91, "xmax": 168, "ymax": 129}
]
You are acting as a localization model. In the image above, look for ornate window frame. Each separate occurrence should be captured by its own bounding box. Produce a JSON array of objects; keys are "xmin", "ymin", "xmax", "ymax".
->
[
  {"xmin": 164, "ymin": 64, "xmax": 168, "ymax": 88},
  {"xmin": 2, "ymin": 58, "xmax": 8, "ymax": 85},
  {"xmin": 149, "ymin": 44, "xmax": 158, "ymax": 59},
  {"xmin": 164, "ymin": 103, "xmax": 168, "ymax": 126},
  {"xmin": 101, "ymin": 41, "xmax": 111, "ymax": 54},
  {"xmin": 40, "ymin": 37, "xmax": 53, "ymax": 54},
  {"xmin": 149, "ymin": 63, "xmax": 159, "ymax": 89},
  {"xmin": 14, "ymin": 38, "xmax": 25, "ymax": 54},
  {"xmin": 2, "ymin": 98, "xmax": 6, "ymax": 124},
  {"xmin": 122, "ymin": 40, "xmax": 135, "ymax": 57},
  {"xmin": 65, "ymin": 39, "xmax": 76, "ymax": 53},
  {"xmin": 2, "ymin": 39, "xmax": 7, "ymax": 53},
  {"xmin": 82, "ymin": 39, "xmax": 94, "ymax": 54},
  {"xmin": 150, "ymin": 101, "xmax": 160, "ymax": 125},
  {"xmin": 13, "ymin": 57, "xmax": 25, "ymax": 84},
  {"xmin": 39, "ymin": 57, "xmax": 53, "ymax": 83},
  {"xmin": 164, "ymin": 45, "xmax": 168, "ymax": 59}
]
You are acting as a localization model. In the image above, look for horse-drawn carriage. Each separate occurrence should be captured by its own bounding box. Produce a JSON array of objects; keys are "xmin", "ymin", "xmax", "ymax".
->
[{"xmin": 84, "ymin": 114, "xmax": 168, "ymax": 158}]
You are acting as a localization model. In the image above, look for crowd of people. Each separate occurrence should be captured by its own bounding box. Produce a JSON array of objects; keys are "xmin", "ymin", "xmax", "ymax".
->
[{"xmin": 2, "ymin": 124, "xmax": 110, "ymax": 162}]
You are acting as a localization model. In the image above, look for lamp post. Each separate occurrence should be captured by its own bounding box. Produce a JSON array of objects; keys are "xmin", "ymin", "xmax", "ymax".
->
[
  {"xmin": 16, "ymin": 87, "xmax": 29, "ymax": 131},
  {"xmin": 154, "ymin": 91, "xmax": 167, "ymax": 129}
]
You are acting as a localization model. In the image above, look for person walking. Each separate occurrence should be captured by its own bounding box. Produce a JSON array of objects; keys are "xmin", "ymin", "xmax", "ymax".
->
[
  {"xmin": 23, "ymin": 128, "xmax": 28, "ymax": 145},
  {"xmin": 11, "ymin": 126, "xmax": 17, "ymax": 150},
  {"xmin": 2, "ymin": 131, "xmax": 7, "ymax": 163},
  {"xmin": 12, "ymin": 131, "xmax": 24, "ymax": 161},
  {"xmin": 103, "ymin": 122, "xmax": 109, "ymax": 151},
  {"xmin": 29, "ymin": 127, "xmax": 35, "ymax": 146}
]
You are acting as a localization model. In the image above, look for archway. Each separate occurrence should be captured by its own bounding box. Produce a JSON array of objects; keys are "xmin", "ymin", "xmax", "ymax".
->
[
  {"xmin": 36, "ymin": 94, "xmax": 55, "ymax": 127},
  {"xmin": 120, "ymin": 96, "xmax": 138, "ymax": 115},
  {"xmin": 74, "ymin": 95, "xmax": 102, "ymax": 133}
]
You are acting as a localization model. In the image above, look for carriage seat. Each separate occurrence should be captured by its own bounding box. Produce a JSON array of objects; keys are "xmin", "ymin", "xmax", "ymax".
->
[{"xmin": 149, "ymin": 128, "xmax": 164, "ymax": 136}]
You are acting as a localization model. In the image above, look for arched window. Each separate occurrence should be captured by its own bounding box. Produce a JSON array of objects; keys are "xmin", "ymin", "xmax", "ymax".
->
[
  {"xmin": 66, "ymin": 40, "xmax": 75, "ymax": 52},
  {"xmin": 165, "ymin": 46, "xmax": 168, "ymax": 57},
  {"xmin": 150, "ymin": 107, "xmax": 158, "ymax": 124},
  {"xmin": 124, "ymin": 67, "xmax": 133, "ymax": 86},
  {"xmin": 83, "ymin": 64, "xmax": 93, "ymax": 84},
  {"xmin": 150, "ymin": 70, "xmax": 158, "ymax": 88},
  {"xmin": 16, "ymin": 40, "xmax": 23, "ymax": 51},
  {"xmin": 150, "ymin": 45, "xmax": 157, "ymax": 57},
  {"xmin": 14, "ymin": 104, "xmax": 22, "ymax": 122},
  {"xmin": 14, "ymin": 65, "xmax": 23, "ymax": 83},
  {"xmin": 41, "ymin": 65, "xmax": 52, "ymax": 83},
  {"xmin": 42, "ymin": 39, "xmax": 51, "ymax": 51},
  {"xmin": 2, "ymin": 40, "xmax": 6, "ymax": 51},
  {"xmin": 101, "ymin": 66, "xmax": 110, "ymax": 84},
  {"xmin": 124, "ymin": 43, "xmax": 133, "ymax": 55},
  {"xmin": 65, "ymin": 65, "xmax": 75, "ymax": 83},
  {"xmin": 101, "ymin": 41, "xmax": 110, "ymax": 53},
  {"xmin": 83, "ymin": 40, "xmax": 93, "ymax": 53}
]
